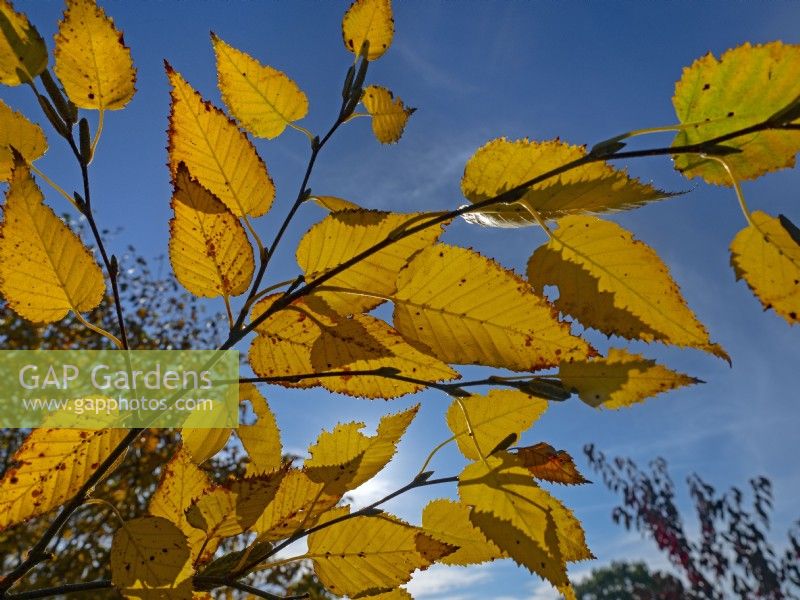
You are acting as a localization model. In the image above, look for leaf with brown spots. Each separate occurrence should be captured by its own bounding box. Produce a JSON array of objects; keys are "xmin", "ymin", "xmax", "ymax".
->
[
  {"xmin": 0, "ymin": 427, "xmax": 127, "ymax": 531},
  {"xmin": 342, "ymin": 0, "xmax": 394, "ymax": 61},
  {"xmin": 512, "ymin": 443, "xmax": 589, "ymax": 485}
]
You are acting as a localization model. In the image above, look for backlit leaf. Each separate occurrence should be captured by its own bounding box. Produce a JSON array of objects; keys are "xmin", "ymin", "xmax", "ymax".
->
[
  {"xmin": 359, "ymin": 590, "xmax": 413, "ymax": 600},
  {"xmin": 511, "ymin": 443, "xmax": 589, "ymax": 485},
  {"xmin": 342, "ymin": 0, "xmax": 394, "ymax": 61},
  {"xmin": 394, "ymin": 244, "xmax": 592, "ymax": 371},
  {"xmin": 212, "ymin": 33, "xmax": 308, "ymax": 139},
  {"xmin": 0, "ymin": 99, "xmax": 46, "ymax": 181},
  {"xmin": 110, "ymin": 516, "xmax": 192, "ymax": 599},
  {"xmin": 166, "ymin": 63, "xmax": 274, "ymax": 217},
  {"xmin": 180, "ymin": 427, "xmax": 231, "ymax": 465},
  {"xmin": 0, "ymin": 427, "xmax": 127, "ymax": 530},
  {"xmin": 237, "ymin": 383, "xmax": 282, "ymax": 475},
  {"xmin": 459, "ymin": 454, "xmax": 592, "ymax": 590},
  {"xmin": 252, "ymin": 468, "xmax": 339, "ymax": 540},
  {"xmin": 308, "ymin": 513, "xmax": 450, "ymax": 597},
  {"xmin": 304, "ymin": 405, "xmax": 418, "ymax": 496},
  {"xmin": 0, "ymin": 158, "xmax": 105, "ymax": 323},
  {"xmin": 528, "ymin": 215, "xmax": 728, "ymax": 360},
  {"xmin": 461, "ymin": 138, "xmax": 670, "ymax": 227},
  {"xmin": 422, "ymin": 499, "xmax": 505, "ymax": 565},
  {"xmin": 672, "ymin": 42, "xmax": 800, "ymax": 184},
  {"xmin": 559, "ymin": 348, "xmax": 700, "ymax": 409},
  {"xmin": 362, "ymin": 85, "xmax": 414, "ymax": 144},
  {"xmin": 730, "ymin": 210, "xmax": 800, "ymax": 324},
  {"xmin": 249, "ymin": 295, "xmax": 456, "ymax": 399},
  {"xmin": 185, "ymin": 469, "xmax": 287, "ymax": 539},
  {"xmin": 148, "ymin": 446, "xmax": 215, "ymax": 563},
  {"xmin": 446, "ymin": 390, "xmax": 547, "ymax": 461},
  {"xmin": 296, "ymin": 208, "xmax": 445, "ymax": 315},
  {"xmin": 169, "ymin": 163, "xmax": 254, "ymax": 298},
  {"xmin": 0, "ymin": 0, "xmax": 47, "ymax": 85},
  {"xmin": 312, "ymin": 195, "xmax": 361, "ymax": 212},
  {"xmin": 54, "ymin": 0, "xmax": 136, "ymax": 110}
]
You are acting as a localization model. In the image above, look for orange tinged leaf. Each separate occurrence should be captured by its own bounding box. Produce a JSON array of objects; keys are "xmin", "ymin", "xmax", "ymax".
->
[{"xmin": 512, "ymin": 443, "xmax": 589, "ymax": 485}]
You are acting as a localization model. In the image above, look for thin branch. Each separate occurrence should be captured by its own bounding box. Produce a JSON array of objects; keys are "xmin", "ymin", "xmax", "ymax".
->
[
  {"xmin": 195, "ymin": 577, "xmax": 309, "ymax": 600},
  {"xmin": 6, "ymin": 580, "xmax": 113, "ymax": 600}
]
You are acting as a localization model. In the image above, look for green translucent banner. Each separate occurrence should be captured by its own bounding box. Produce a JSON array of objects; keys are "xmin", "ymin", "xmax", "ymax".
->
[{"xmin": 0, "ymin": 350, "xmax": 239, "ymax": 429}]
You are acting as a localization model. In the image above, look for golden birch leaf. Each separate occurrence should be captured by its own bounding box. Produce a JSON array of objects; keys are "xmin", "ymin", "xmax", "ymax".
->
[
  {"xmin": 394, "ymin": 244, "xmax": 592, "ymax": 371},
  {"xmin": 212, "ymin": 33, "xmax": 308, "ymax": 139},
  {"xmin": 0, "ymin": 99, "xmax": 47, "ymax": 181},
  {"xmin": 237, "ymin": 383, "xmax": 282, "ymax": 475},
  {"xmin": 528, "ymin": 215, "xmax": 728, "ymax": 360},
  {"xmin": 148, "ymin": 446, "xmax": 215, "ymax": 563},
  {"xmin": 461, "ymin": 138, "xmax": 670, "ymax": 227},
  {"xmin": 180, "ymin": 428, "xmax": 231, "ymax": 465},
  {"xmin": 342, "ymin": 0, "xmax": 394, "ymax": 61},
  {"xmin": 362, "ymin": 85, "xmax": 415, "ymax": 144},
  {"xmin": 672, "ymin": 42, "xmax": 800, "ymax": 184},
  {"xmin": 110, "ymin": 516, "xmax": 193, "ymax": 599},
  {"xmin": 308, "ymin": 514, "xmax": 448, "ymax": 597},
  {"xmin": 312, "ymin": 195, "xmax": 361, "ymax": 212},
  {"xmin": 252, "ymin": 468, "xmax": 339, "ymax": 540},
  {"xmin": 166, "ymin": 64, "xmax": 274, "ymax": 217},
  {"xmin": 511, "ymin": 443, "xmax": 590, "ymax": 485},
  {"xmin": 54, "ymin": 0, "xmax": 136, "ymax": 110},
  {"xmin": 0, "ymin": 0, "xmax": 47, "ymax": 85},
  {"xmin": 458, "ymin": 455, "xmax": 592, "ymax": 590},
  {"xmin": 169, "ymin": 164, "xmax": 254, "ymax": 298},
  {"xmin": 249, "ymin": 295, "xmax": 456, "ymax": 399},
  {"xmin": 0, "ymin": 159, "xmax": 105, "ymax": 323},
  {"xmin": 296, "ymin": 209, "xmax": 445, "ymax": 315},
  {"xmin": 559, "ymin": 348, "xmax": 700, "ymax": 409},
  {"xmin": 446, "ymin": 390, "xmax": 548, "ymax": 461},
  {"xmin": 360, "ymin": 590, "xmax": 413, "ymax": 600},
  {"xmin": 304, "ymin": 405, "xmax": 418, "ymax": 495},
  {"xmin": 422, "ymin": 499, "xmax": 505, "ymax": 566},
  {"xmin": 185, "ymin": 469, "xmax": 287, "ymax": 539},
  {"xmin": 730, "ymin": 211, "xmax": 800, "ymax": 324},
  {"xmin": 0, "ymin": 427, "xmax": 127, "ymax": 531}
]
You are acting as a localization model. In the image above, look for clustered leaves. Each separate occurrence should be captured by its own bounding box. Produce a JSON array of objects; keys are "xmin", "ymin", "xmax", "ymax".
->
[{"xmin": 0, "ymin": 0, "xmax": 798, "ymax": 598}]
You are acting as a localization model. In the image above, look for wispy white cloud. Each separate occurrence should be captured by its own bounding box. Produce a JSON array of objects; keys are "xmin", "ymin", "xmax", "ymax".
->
[{"xmin": 406, "ymin": 564, "xmax": 492, "ymax": 598}]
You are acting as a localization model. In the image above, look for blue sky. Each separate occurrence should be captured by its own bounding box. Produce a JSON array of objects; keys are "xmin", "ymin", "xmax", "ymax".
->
[{"xmin": 3, "ymin": 1, "xmax": 800, "ymax": 598}]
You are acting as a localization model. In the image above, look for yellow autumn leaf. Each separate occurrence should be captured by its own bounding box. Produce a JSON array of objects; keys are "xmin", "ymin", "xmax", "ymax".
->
[
  {"xmin": 110, "ymin": 516, "xmax": 193, "ymax": 599},
  {"xmin": 730, "ymin": 211, "xmax": 800, "ymax": 324},
  {"xmin": 166, "ymin": 63, "xmax": 274, "ymax": 217},
  {"xmin": 296, "ymin": 208, "xmax": 445, "ymax": 315},
  {"xmin": 672, "ymin": 42, "xmax": 800, "ymax": 184},
  {"xmin": 559, "ymin": 348, "xmax": 700, "ymax": 410},
  {"xmin": 185, "ymin": 469, "xmax": 287, "ymax": 539},
  {"xmin": 461, "ymin": 138, "xmax": 670, "ymax": 227},
  {"xmin": 342, "ymin": 0, "xmax": 394, "ymax": 61},
  {"xmin": 394, "ymin": 244, "xmax": 592, "ymax": 371},
  {"xmin": 252, "ymin": 468, "xmax": 339, "ymax": 540},
  {"xmin": 237, "ymin": 383, "xmax": 282, "ymax": 475},
  {"xmin": 0, "ymin": 99, "xmax": 47, "ymax": 181},
  {"xmin": 148, "ymin": 446, "xmax": 216, "ymax": 563},
  {"xmin": 249, "ymin": 295, "xmax": 457, "ymax": 399},
  {"xmin": 0, "ymin": 0, "xmax": 47, "ymax": 85},
  {"xmin": 362, "ymin": 85, "xmax": 415, "ymax": 144},
  {"xmin": 212, "ymin": 32, "xmax": 308, "ymax": 139},
  {"xmin": 459, "ymin": 454, "xmax": 592, "ymax": 590},
  {"xmin": 308, "ymin": 513, "xmax": 450, "ymax": 597},
  {"xmin": 512, "ymin": 443, "xmax": 590, "ymax": 485},
  {"xmin": 54, "ymin": 0, "xmax": 136, "ymax": 110},
  {"xmin": 528, "ymin": 215, "xmax": 728, "ymax": 360},
  {"xmin": 0, "ymin": 427, "xmax": 127, "ymax": 530},
  {"xmin": 0, "ymin": 158, "xmax": 105, "ymax": 323},
  {"xmin": 304, "ymin": 405, "xmax": 418, "ymax": 496},
  {"xmin": 446, "ymin": 390, "xmax": 548, "ymax": 461},
  {"xmin": 359, "ymin": 590, "xmax": 413, "ymax": 600},
  {"xmin": 311, "ymin": 195, "xmax": 361, "ymax": 212},
  {"xmin": 169, "ymin": 163, "xmax": 254, "ymax": 298},
  {"xmin": 180, "ymin": 427, "xmax": 231, "ymax": 465},
  {"xmin": 422, "ymin": 499, "xmax": 505, "ymax": 566}
]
